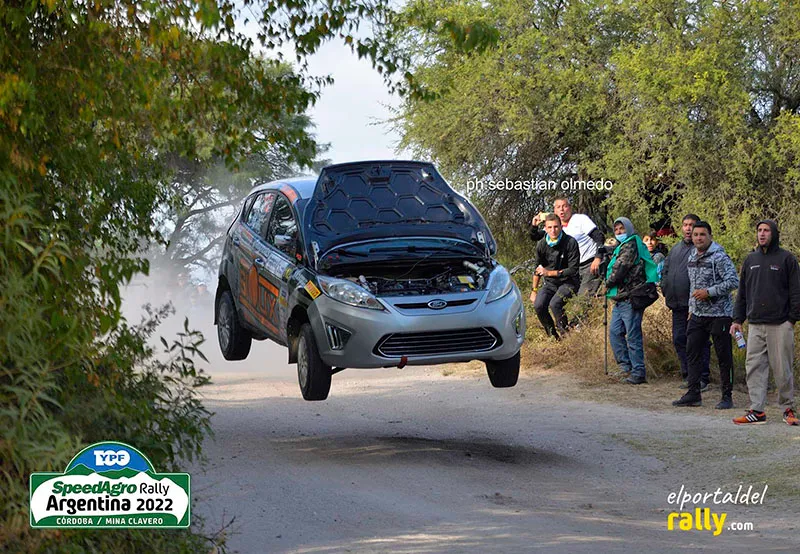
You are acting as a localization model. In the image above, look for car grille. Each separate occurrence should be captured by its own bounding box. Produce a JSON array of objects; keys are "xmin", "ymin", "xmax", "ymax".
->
[
  {"xmin": 393, "ymin": 299, "xmax": 476, "ymax": 310},
  {"xmin": 374, "ymin": 328, "xmax": 500, "ymax": 358}
]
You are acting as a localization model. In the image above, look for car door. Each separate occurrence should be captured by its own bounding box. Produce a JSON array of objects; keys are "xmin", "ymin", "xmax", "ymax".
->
[
  {"xmin": 227, "ymin": 194, "xmax": 256, "ymax": 300},
  {"xmin": 257, "ymin": 193, "xmax": 300, "ymax": 344},
  {"xmin": 237, "ymin": 191, "xmax": 276, "ymax": 335}
]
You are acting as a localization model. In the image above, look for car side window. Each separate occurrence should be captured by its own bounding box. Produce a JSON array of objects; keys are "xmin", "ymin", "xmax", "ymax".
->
[
  {"xmin": 245, "ymin": 193, "xmax": 276, "ymax": 238},
  {"xmin": 241, "ymin": 195, "xmax": 256, "ymax": 224},
  {"xmin": 266, "ymin": 195, "xmax": 297, "ymax": 258}
]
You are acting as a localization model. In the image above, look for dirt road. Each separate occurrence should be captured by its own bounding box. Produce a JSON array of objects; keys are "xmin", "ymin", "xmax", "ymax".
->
[{"xmin": 191, "ymin": 343, "xmax": 799, "ymax": 553}]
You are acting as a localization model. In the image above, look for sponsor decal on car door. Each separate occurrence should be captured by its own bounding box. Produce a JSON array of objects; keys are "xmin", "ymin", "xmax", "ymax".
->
[
  {"xmin": 246, "ymin": 248, "xmax": 282, "ymax": 337},
  {"xmin": 257, "ymin": 194, "xmax": 299, "ymax": 343}
]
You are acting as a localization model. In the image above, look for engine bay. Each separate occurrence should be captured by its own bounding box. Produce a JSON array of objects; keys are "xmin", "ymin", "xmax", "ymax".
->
[{"xmin": 329, "ymin": 258, "xmax": 492, "ymax": 297}]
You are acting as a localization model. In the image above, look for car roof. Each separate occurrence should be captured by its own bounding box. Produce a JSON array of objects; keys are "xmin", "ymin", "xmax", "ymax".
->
[{"xmin": 249, "ymin": 176, "xmax": 317, "ymax": 201}]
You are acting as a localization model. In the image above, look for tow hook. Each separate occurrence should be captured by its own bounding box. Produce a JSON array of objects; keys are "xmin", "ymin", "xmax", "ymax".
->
[{"xmin": 397, "ymin": 356, "xmax": 408, "ymax": 369}]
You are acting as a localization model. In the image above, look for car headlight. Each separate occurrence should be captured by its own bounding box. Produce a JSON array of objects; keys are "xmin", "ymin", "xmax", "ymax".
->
[
  {"xmin": 485, "ymin": 266, "xmax": 513, "ymax": 303},
  {"xmin": 317, "ymin": 276, "xmax": 385, "ymax": 310}
]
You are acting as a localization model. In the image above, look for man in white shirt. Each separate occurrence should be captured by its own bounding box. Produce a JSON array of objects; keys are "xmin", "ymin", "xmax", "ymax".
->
[{"xmin": 530, "ymin": 196, "xmax": 605, "ymax": 296}]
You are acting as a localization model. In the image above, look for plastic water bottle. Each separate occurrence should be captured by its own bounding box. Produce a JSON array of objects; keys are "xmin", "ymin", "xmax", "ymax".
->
[{"xmin": 734, "ymin": 330, "xmax": 746, "ymax": 349}]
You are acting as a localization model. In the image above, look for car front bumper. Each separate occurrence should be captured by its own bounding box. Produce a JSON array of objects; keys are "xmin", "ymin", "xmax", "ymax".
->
[{"xmin": 307, "ymin": 285, "xmax": 526, "ymax": 369}]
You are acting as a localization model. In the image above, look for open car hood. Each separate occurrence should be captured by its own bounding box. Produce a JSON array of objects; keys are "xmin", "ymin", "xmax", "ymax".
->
[{"xmin": 302, "ymin": 161, "xmax": 496, "ymax": 261}]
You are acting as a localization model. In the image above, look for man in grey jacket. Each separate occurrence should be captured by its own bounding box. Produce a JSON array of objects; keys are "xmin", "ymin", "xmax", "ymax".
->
[
  {"xmin": 672, "ymin": 222, "xmax": 739, "ymax": 408},
  {"xmin": 661, "ymin": 213, "xmax": 711, "ymax": 389}
]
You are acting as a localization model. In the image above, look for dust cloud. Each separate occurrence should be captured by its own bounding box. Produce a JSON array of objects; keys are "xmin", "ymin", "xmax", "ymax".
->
[{"xmin": 120, "ymin": 267, "xmax": 296, "ymax": 380}]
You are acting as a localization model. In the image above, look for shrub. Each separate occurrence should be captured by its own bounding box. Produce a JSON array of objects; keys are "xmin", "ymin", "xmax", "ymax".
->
[{"xmin": 1, "ymin": 185, "xmax": 220, "ymax": 553}]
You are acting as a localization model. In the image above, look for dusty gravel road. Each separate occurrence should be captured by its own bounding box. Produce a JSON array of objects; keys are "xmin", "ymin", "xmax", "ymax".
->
[{"xmin": 191, "ymin": 342, "xmax": 799, "ymax": 553}]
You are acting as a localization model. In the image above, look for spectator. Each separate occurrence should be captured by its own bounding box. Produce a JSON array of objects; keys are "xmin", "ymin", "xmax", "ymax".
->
[
  {"xmin": 531, "ymin": 196, "xmax": 604, "ymax": 297},
  {"xmin": 529, "ymin": 214, "xmax": 581, "ymax": 339},
  {"xmin": 661, "ymin": 214, "xmax": 712, "ymax": 390},
  {"xmin": 605, "ymin": 217, "xmax": 660, "ymax": 385},
  {"xmin": 193, "ymin": 282, "xmax": 213, "ymax": 305},
  {"xmin": 643, "ymin": 233, "xmax": 667, "ymax": 283},
  {"xmin": 170, "ymin": 271, "xmax": 193, "ymax": 312},
  {"xmin": 672, "ymin": 222, "xmax": 739, "ymax": 409},
  {"xmin": 731, "ymin": 220, "xmax": 800, "ymax": 426}
]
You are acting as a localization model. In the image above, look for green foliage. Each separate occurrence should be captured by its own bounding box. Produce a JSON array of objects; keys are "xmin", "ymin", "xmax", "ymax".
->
[
  {"xmin": 0, "ymin": 184, "xmax": 216, "ymax": 551},
  {"xmin": 58, "ymin": 309, "xmax": 213, "ymax": 473},
  {"xmin": 153, "ymin": 91, "xmax": 329, "ymax": 277},
  {"xmin": 389, "ymin": 0, "xmax": 800, "ymax": 262},
  {"xmin": 0, "ymin": 1, "xmax": 419, "ymax": 551}
]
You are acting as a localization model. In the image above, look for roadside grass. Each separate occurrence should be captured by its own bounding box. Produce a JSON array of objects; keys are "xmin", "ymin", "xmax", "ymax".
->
[{"xmin": 522, "ymin": 294, "xmax": 686, "ymax": 384}]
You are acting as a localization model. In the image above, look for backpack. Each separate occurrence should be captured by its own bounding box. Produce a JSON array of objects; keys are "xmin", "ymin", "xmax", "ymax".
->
[{"xmin": 629, "ymin": 281, "xmax": 659, "ymax": 311}]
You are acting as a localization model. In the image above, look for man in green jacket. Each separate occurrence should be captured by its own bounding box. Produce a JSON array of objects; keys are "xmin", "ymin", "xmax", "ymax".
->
[{"xmin": 606, "ymin": 217, "xmax": 660, "ymax": 385}]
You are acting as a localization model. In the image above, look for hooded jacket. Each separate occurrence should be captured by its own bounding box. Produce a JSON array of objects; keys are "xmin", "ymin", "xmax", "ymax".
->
[
  {"xmin": 606, "ymin": 217, "xmax": 650, "ymax": 301},
  {"xmin": 733, "ymin": 220, "xmax": 800, "ymax": 324},
  {"xmin": 687, "ymin": 241, "xmax": 739, "ymax": 318},
  {"xmin": 661, "ymin": 238, "xmax": 694, "ymax": 311}
]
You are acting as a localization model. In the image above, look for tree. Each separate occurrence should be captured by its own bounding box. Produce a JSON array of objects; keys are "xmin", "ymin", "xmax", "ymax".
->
[
  {"xmin": 0, "ymin": 1, "xmax": 415, "ymax": 549},
  {"xmin": 387, "ymin": 0, "xmax": 800, "ymax": 262},
  {"xmin": 152, "ymin": 108, "xmax": 330, "ymax": 279}
]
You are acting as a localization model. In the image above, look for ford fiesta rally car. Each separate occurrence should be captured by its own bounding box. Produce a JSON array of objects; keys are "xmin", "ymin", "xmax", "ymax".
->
[{"xmin": 215, "ymin": 160, "xmax": 525, "ymax": 400}]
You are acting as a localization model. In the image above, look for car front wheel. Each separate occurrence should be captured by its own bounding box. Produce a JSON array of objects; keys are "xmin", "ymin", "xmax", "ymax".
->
[
  {"xmin": 485, "ymin": 351, "xmax": 520, "ymax": 388},
  {"xmin": 297, "ymin": 323, "xmax": 332, "ymax": 401},
  {"xmin": 217, "ymin": 290, "xmax": 252, "ymax": 360}
]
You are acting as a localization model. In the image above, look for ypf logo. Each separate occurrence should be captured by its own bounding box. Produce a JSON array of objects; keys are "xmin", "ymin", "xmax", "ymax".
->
[{"xmin": 93, "ymin": 449, "xmax": 131, "ymax": 467}]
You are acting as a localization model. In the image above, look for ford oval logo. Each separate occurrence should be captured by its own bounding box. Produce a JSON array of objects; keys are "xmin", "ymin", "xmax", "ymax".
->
[{"xmin": 427, "ymin": 299, "xmax": 447, "ymax": 310}]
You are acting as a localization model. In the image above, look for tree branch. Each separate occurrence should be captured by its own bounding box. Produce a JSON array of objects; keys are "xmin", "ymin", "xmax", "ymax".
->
[
  {"xmin": 178, "ymin": 235, "xmax": 226, "ymax": 267},
  {"xmin": 168, "ymin": 198, "xmax": 241, "ymax": 248}
]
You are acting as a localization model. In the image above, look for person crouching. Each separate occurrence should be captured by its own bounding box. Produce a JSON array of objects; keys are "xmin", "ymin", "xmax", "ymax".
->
[{"xmin": 530, "ymin": 214, "xmax": 581, "ymax": 339}]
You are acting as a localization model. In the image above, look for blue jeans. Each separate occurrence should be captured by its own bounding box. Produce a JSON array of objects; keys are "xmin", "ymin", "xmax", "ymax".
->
[{"xmin": 609, "ymin": 300, "xmax": 645, "ymax": 379}]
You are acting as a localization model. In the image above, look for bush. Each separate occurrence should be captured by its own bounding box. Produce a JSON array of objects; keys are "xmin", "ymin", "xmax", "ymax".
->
[{"xmin": 0, "ymin": 186, "xmax": 221, "ymax": 553}]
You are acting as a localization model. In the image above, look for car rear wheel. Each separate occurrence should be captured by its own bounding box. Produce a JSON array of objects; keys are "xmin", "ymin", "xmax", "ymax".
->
[
  {"xmin": 217, "ymin": 290, "xmax": 252, "ymax": 360},
  {"xmin": 485, "ymin": 351, "xmax": 520, "ymax": 388},
  {"xmin": 297, "ymin": 323, "xmax": 332, "ymax": 401}
]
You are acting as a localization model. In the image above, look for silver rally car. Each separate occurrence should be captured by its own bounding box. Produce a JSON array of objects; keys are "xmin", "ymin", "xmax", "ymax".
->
[{"xmin": 215, "ymin": 160, "xmax": 525, "ymax": 400}]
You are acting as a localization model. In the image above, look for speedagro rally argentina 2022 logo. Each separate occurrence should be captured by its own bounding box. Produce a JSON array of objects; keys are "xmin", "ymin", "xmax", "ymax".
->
[{"xmin": 29, "ymin": 441, "xmax": 190, "ymax": 528}]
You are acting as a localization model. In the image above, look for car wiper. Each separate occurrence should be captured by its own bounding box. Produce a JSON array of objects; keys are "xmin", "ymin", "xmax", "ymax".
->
[
  {"xmin": 328, "ymin": 247, "xmax": 370, "ymax": 258},
  {"xmin": 368, "ymin": 246, "xmax": 448, "ymax": 253},
  {"xmin": 370, "ymin": 243, "xmax": 478, "ymax": 254}
]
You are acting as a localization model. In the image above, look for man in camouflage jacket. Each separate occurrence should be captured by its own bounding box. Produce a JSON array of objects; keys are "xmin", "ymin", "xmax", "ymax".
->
[{"xmin": 673, "ymin": 221, "xmax": 739, "ymax": 409}]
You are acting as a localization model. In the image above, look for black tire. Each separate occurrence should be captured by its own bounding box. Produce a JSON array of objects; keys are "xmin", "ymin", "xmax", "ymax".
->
[
  {"xmin": 485, "ymin": 351, "xmax": 520, "ymax": 388},
  {"xmin": 297, "ymin": 323, "xmax": 332, "ymax": 401},
  {"xmin": 216, "ymin": 290, "xmax": 252, "ymax": 361}
]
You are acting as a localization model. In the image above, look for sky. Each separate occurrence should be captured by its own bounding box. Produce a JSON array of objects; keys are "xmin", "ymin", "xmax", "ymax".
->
[
  {"xmin": 303, "ymin": 41, "xmax": 405, "ymax": 165},
  {"xmin": 237, "ymin": 6, "xmax": 406, "ymax": 168},
  {"xmin": 164, "ymin": 16, "xmax": 409, "ymax": 283}
]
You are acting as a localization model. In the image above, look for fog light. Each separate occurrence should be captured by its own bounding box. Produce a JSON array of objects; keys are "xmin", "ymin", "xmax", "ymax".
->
[
  {"xmin": 514, "ymin": 311, "xmax": 524, "ymax": 336},
  {"xmin": 325, "ymin": 323, "xmax": 352, "ymax": 350}
]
